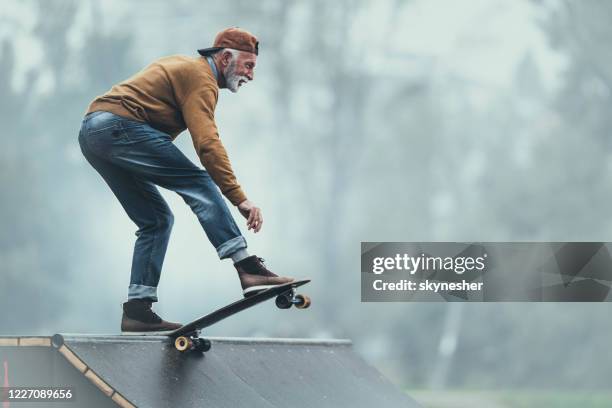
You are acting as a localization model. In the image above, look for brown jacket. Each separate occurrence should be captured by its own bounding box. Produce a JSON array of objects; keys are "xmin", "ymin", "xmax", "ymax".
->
[{"xmin": 86, "ymin": 55, "xmax": 247, "ymax": 206}]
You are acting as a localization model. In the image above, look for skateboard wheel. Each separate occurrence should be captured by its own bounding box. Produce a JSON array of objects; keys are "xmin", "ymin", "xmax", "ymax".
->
[
  {"xmin": 194, "ymin": 338, "xmax": 212, "ymax": 352},
  {"xmin": 295, "ymin": 294, "xmax": 311, "ymax": 309},
  {"xmin": 275, "ymin": 294, "xmax": 292, "ymax": 309},
  {"xmin": 175, "ymin": 336, "xmax": 192, "ymax": 352}
]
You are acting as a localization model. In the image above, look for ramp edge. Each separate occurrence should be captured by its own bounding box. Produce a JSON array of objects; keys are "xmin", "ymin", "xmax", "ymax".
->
[
  {"xmin": 57, "ymin": 340, "xmax": 136, "ymax": 408},
  {"xmin": 55, "ymin": 334, "xmax": 352, "ymax": 347},
  {"xmin": 0, "ymin": 336, "xmax": 136, "ymax": 408},
  {"xmin": 0, "ymin": 337, "xmax": 51, "ymax": 347}
]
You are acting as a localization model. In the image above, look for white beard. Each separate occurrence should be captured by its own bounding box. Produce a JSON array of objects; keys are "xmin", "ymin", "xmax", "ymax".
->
[{"xmin": 225, "ymin": 60, "xmax": 249, "ymax": 93}]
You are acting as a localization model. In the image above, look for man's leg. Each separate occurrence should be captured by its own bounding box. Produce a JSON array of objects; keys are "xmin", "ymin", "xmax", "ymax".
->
[
  {"xmin": 106, "ymin": 118, "xmax": 294, "ymax": 294},
  {"xmin": 79, "ymin": 145, "xmax": 173, "ymax": 298},
  {"xmin": 101, "ymin": 119, "xmax": 248, "ymax": 259},
  {"xmin": 79, "ymin": 121, "xmax": 181, "ymax": 331},
  {"xmin": 82, "ymin": 112, "xmax": 292, "ymax": 298}
]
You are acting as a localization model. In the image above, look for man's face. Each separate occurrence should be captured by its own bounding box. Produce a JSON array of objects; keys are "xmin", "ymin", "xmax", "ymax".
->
[{"xmin": 223, "ymin": 50, "xmax": 256, "ymax": 93}]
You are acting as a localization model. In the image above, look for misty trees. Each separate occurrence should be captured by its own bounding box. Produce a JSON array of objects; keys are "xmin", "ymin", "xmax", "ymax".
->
[{"xmin": 0, "ymin": 0, "xmax": 136, "ymax": 333}]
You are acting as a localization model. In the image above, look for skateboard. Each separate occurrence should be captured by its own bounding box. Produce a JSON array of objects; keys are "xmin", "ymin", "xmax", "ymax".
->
[{"xmin": 169, "ymin": 279, "xmax": 311, "ymax": 353}]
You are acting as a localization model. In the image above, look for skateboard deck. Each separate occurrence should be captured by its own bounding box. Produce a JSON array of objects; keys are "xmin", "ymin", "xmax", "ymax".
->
[{"xmin": 168, "ymin": 279, "xmax": 311, "ymax": 352}]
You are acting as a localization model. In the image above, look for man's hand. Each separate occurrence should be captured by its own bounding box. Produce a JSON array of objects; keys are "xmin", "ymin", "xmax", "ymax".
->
[{"xmin": 237, "ymin": 200, "xmax": 263, "ymax": 233}]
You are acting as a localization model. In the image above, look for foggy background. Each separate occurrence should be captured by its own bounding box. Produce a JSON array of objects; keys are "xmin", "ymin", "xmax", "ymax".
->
[{"xmin": 2, "ymin": 0, "xmax": 612, "ymax": 397}]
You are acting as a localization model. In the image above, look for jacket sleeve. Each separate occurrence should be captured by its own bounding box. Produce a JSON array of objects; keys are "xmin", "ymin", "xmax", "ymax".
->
[{"xmin": 181, "ymin": 87, "xmax": 247, "ymax": 206}]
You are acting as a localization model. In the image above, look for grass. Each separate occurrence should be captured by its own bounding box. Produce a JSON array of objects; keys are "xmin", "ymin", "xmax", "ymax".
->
[{"xmin": 407, "ymin": 389, "xmax": 612, "ymax": 408}]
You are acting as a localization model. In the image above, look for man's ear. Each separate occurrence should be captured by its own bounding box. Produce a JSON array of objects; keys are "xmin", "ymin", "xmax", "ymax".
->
[{"xmin": 220, "ymin": 50, "xmax": 233, "ymax": 67}]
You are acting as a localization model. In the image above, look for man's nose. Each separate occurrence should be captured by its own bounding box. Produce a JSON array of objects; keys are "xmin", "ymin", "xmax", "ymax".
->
[{"xmin": 246, "ymin": 71, "xmax": 254, "ymax": 81}]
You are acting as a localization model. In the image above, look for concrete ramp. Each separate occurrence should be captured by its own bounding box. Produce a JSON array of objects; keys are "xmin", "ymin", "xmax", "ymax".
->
[{"xmin": 0, "ymin": 335, "xmax": 419, "ymax": 408}]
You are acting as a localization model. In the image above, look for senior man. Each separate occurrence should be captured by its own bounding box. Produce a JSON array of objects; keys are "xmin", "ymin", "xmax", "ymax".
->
[{"xmin": 78, "ymin": 28, "xmax": 293, "ymax": 332}]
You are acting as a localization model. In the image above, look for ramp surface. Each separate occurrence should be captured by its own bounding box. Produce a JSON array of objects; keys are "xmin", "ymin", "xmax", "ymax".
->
[{"xmin": 0, "ymin": 335, "xmax": 420, "ymax": 408}]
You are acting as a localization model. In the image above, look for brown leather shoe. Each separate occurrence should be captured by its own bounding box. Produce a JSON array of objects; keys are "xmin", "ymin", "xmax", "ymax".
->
[
  {"xmin": 121, "ymin": 299, "xmax": 182, "ymax": 333},
  {"xmin": 234, "ymin": 255, "xmax": 294, "ymax": 297}
]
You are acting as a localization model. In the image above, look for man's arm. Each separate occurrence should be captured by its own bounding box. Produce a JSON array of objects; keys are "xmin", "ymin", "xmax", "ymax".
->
[{"xmin": 181, "ymin": 87, "xmax": 247, "ymax": 206}]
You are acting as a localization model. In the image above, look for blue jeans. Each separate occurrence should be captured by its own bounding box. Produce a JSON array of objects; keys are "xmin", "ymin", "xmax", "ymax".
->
[{"xmin": 79, "ymin": 111, "xmax": 247, "ymax": 302}]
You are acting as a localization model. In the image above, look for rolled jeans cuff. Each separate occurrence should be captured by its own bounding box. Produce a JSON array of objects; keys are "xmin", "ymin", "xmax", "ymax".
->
[
  {"xmin": 217, "ymin": 236, "xmax": 247, "ymax": 259},
  {"xmin": 128, "ymin": 284, "xmax": 158, "ymax": 302}
]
